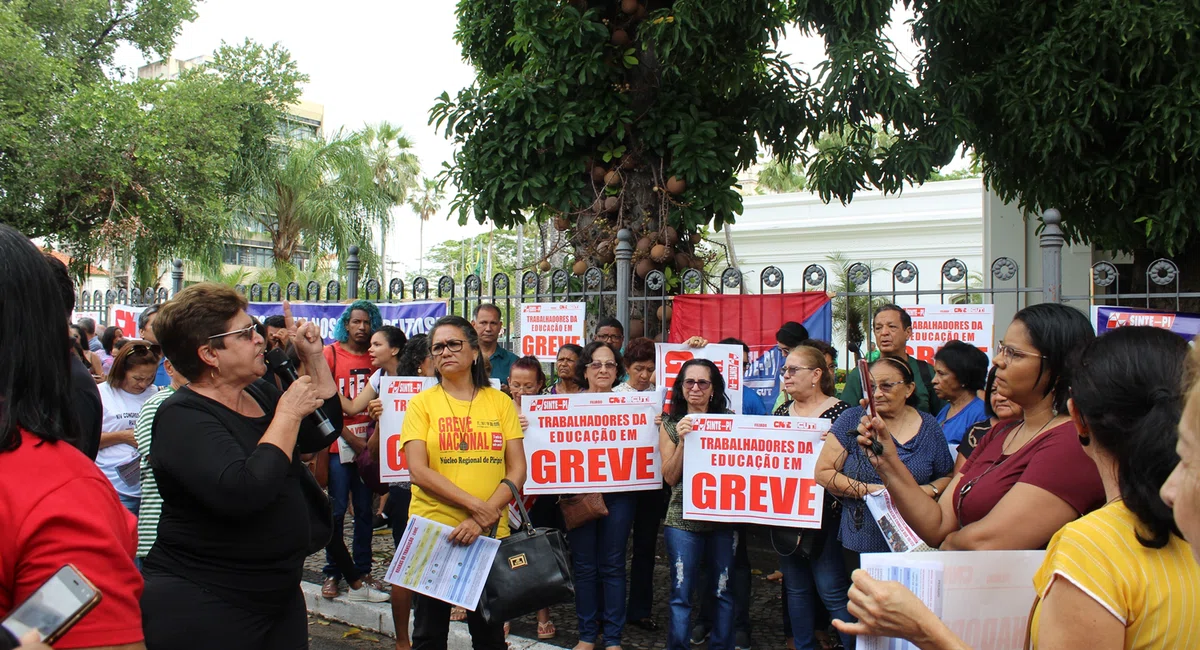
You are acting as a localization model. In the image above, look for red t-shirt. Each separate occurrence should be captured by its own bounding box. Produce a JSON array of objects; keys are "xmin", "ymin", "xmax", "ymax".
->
[
  {"xmin": 954, "ymin": 421, "xmax": 1105, "ymax": 529},
  {"xmin": 0, "ymin": 430, "xmax": 143, "ymax": 648},
  {"xmin": 323, "ymin": 342, "xmax": 374, "ymax": 454}
]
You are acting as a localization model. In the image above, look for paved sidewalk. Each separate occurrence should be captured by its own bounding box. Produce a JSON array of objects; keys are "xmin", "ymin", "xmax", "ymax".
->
[{"xmin": 304, "ymin": 522, "xmax": 793, "ymax": 650}]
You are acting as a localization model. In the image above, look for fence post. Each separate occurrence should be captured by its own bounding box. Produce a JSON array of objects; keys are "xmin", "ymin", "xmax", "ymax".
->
[
  {"xmin": 347, "ymin": 246, "xmax": 360, "ymax": 300},
  {"xmin": 615, "ymin": 228, "xmax": 633, "ymax": 335},
  {"xmin": 1039, "ymin": 209, "xmax": 1064, "ymax": 303},
  {"xmin": 171, "ymin": 259, "xmax": 184, "ymax": 297}
]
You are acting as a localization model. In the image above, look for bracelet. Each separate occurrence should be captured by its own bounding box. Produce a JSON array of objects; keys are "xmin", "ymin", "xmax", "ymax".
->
[{"xmin": 927, "ymin": 484, "xmax": 940, "ymax": 497}]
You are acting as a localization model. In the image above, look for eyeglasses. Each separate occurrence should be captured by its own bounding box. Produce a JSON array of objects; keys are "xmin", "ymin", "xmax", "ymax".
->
[
  {"xmin": 683, "ymin": 379, "xmax": 712, "ymax": 390},
  {"xmin": 874, "ymin": 380, "xmax": 908, "ymax": 394},
  {"xmin": 995, "ymin": 342, "xmax": 1046, "ymax": 362},
  {"xmin": 431, "ymin": 340, "xmax": 466, "ymax": 356},
  {"xmin": 208, "ymin": 324, "xmax": 256, "ymax": 342},
  {"xmin": 780, "ymin": 365, "xmax": 817, "ymax": 377},
  {"xmin": 587, "ymin": 361, "xmax": 619, "ymax": 371}
]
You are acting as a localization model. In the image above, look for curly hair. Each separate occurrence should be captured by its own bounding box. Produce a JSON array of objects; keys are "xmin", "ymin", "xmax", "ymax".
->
[{"xmin": 332, "ymin": 300, "xmax": 383, "ymax": 343}]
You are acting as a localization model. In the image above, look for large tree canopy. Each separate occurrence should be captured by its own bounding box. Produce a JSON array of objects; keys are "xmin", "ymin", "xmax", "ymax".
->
[{"xmin": 436, "ymin": 0, "xmax": 1200, "ymax": 261}]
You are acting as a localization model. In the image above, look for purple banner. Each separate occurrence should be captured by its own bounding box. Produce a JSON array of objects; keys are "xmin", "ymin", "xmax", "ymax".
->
[
  {"xmin": 246, "ymin": 301, "xmax": 447, "ymax": 344},
  {"xmin": 1092, "ymin": 305, "xmax": 1200, "ymax": 341}
]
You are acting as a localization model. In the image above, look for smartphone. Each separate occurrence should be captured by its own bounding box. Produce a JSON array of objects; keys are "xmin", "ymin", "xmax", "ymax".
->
[
  {"xmin": 858, "ymin": 359, "xmax": 884, "ymax": 456},
  {"xmin": 2, "ymin": 565, "xmax": 101, "ymax": 645}
]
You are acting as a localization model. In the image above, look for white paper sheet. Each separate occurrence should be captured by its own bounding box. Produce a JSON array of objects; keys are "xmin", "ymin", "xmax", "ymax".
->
[{"xmin": 384, "ymin": 515, "xmax": 500, "ymax": 611}]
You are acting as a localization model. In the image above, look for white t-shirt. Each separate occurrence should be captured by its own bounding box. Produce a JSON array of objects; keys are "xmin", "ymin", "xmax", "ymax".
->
[{"xmin": 97, "ymin": 383, "xmax": 158, "ymax": 497}]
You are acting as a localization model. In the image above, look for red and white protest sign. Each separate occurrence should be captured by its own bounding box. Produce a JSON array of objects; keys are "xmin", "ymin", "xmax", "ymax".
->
[
  {"xmin": 902, "ymin": 304, "xmax": 994, "ymax": 362},
  {"xmin": 654, "ymin": 343, "xmax": 744, "ymax": 413},
  {"xmin": 519, "ymin": 302, "xmax": 585, "ymax": 363},
  {"xmin": 523, "ymin": 392, "xmax": 661, "ymax": 494},
  {"xmin": 109, "ymin": 304, "xmax": 147, "ymax": 336},
  {"xmin": 378, "ymin": 376, "xmax": 437, "ymax": 482},
  {"xmin": 682, "ymin": 415, "xmax": 827, "ymax": 528}
]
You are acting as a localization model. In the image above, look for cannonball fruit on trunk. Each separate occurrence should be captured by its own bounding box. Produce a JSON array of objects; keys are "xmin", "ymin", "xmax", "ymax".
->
[
  {"xmin": 572, "ymin": 260, "xmax": 588, "ymax": 275},
  {"xmin": 554, "ymin": 215, "xmax": 570, "ymax": 231},
  {"xmin": 662, "ymin": 226, "xmax": 678, "ymax": 245},
  {"xmin": 604, "ymin": 170, "xmax": 622, "ymax": 187},
  {"xmin": 636, "ymin": 236, "xmax": 652, "ymax": 254},
  {"xmin": 591, "ymin": 165, "xmax": 608, "ymax": 183},
  {"xmin": 621, "ymin": 0, "xmax": 639, "ymax": 15},
  {"xmin": 657, "ymin": 304, "xmax": 672, "ymax": 322},
  {"xmin": 611, "ymin": 29, "xmax": 630, "ymax": 47},
  {"xmin": 603, "ymin": 196, "xmax": 620, "ymax": 213},
  {"xmin": 666, "ymin": 176, "xmax": 687, "ymax": 195},
  {"xmin": 635, "ymin": 258, "xmax": 655, "ymax": 278},
  {"xmin": 650, "ymin": 243, "xmax": 670, "ymax": 263},
  {"xmin": 538, "ymin": 259, "xmax": 552, "ymax": 272}
]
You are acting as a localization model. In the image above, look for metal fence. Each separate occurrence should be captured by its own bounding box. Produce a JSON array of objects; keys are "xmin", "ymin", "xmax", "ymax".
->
[{"xmin": 79, "ymin": 212, "xmax": 1200, "ymax": 354}]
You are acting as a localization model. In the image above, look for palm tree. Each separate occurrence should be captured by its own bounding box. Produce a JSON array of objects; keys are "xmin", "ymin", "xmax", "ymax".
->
[
  {"xmin": 233, "ymin": 131, "xmax": 393, "ymax": 283},
  {"xmin": 755, "ymin": 160, "xmax": 808, "ymax": 194},
  {"xmin": 361, "ymin": 122, "xmax": 420, "ymax": 274},
  {"xmin": 827, "ymin": 252, "xmax": 890, "ymax": 362},
  {"xmin": 407, "ymin": 177, "xmax": 443, "ymax": 275}
]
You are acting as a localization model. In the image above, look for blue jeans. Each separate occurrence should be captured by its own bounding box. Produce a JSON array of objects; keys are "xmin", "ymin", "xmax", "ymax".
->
[
  {"xmin": 119, "ymin": 493, "xmax": 141, "ymax": 518},
  {"xmin": 665, "ymin": 527, "xmax": 737, "ymax": 650},
  {"xmin": 567, "ymin": 493, "xmax": 636, "ymax": 645},
  {"xmin": 779, "ymin": 535, "xmax": 855, "ymax": 650},
  {"xmin": 324, "ymin": 459, "xmax": 373, "ymax": 579}
]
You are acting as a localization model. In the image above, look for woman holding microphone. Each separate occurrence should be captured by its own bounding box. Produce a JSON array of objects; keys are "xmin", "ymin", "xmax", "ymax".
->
[
  {"xmin": 142, "ymin": 284, "xmax": 343, "ymax": 649},
  {"xmin": 400, "ymin": 316, "xmax": 526, "ymax": 650}
]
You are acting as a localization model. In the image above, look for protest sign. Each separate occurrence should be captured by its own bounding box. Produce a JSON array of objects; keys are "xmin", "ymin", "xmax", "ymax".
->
[
  {"xmin": 378, "ymin": 377, "xmax": 437, "ymax": 482},
  {"xmin": 904, "ymin": 304, "xmax": 994, "ymax": 362},
  {"xmin": 109, "ymin": 304, "xmax": 147, "ymax": 335},
  {"xmin": 682, "ymin": 414, "xmax": 827, "ymax": 528},
  {"xmin": 1092, "ymin": 305, "xmax": 1200, "ymax": 341},
  {"xmin": 655, "ymin": 343, "xmax": 744, "ymax": 413},
  {"xmin": 244, "ymin": 301, "xmax": 447, "ymax": 344},
  {"xmin": 71, "ymin": 310, "xmax": 104, "ymax": 326},
  {"xmin": 523, "ymin": 392, "xmax": 661, "ymax": 494},
  {"xmin": 861, "ymin": 550, "xmax": 1045, "ymax": 650},
  {"xmin": 518, "ymin": 302, "xmax": 585, "ymax": 362}
]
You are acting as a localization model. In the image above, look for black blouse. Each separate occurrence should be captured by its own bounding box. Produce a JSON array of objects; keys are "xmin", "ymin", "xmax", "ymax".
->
[{"xmin": 145, "ymin": 379, "xmax": 341, "ymax": 612}]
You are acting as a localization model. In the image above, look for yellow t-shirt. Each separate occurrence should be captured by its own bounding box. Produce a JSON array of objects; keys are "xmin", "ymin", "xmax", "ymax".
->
[
  {"xmin": 1031, "ymin": 500, "xmax": 1200, "ymax": 649},
  {"xmin": 400, "ymin": 384, "xmax": 523, "ymax": 538}
]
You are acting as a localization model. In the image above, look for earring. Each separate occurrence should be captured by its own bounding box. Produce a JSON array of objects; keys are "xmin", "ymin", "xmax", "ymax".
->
[{"xmin": 1078, "ymin": 435, "xmax": 1090, "ymax": 447}]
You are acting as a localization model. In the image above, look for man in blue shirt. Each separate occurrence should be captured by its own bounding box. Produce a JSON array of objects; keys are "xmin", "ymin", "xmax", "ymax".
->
[
  {"xmin": 138, "ymin": 305, "xmax": 170, "ymax": 388},
  {"xmin": 473, "ymin": 303, "xmax": 517, "ymax": 384}
]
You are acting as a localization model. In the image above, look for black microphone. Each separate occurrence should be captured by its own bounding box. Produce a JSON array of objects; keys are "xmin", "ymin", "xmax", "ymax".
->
[{"xmin": 263, "ymin": 348, "xmax": 338, "ymax": 438}]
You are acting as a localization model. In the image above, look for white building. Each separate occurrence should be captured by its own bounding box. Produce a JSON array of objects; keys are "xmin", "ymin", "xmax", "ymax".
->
[{"xmin": 727, "ymin": 179, "xmax": 1095, "ymax": 356}]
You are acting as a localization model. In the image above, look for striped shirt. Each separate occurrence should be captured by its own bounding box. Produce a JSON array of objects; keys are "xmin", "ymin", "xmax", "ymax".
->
[
  {"xmin": 1032, "ymin": 500, "xmax": 1200, "ymax": 649},
  {"xmin": 135, "ymin": 386, "xmax": 176, "ymax": 558}
]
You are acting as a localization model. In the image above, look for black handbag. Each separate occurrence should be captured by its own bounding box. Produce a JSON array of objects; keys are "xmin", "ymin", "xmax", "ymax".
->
[{"xmin": 476, "ymin": 480, "xmax": 574, "ymax": 624}]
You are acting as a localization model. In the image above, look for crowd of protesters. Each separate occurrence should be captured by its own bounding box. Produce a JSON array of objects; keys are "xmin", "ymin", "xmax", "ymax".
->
[{"xmin": 4, "ymin": 221, "xmax": 1200, "ymax": 650}]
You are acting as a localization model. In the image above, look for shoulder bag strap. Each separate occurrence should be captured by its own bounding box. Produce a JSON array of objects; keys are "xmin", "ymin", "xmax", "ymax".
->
[{"xmin": 487, "ymin": 479, "xmax": 530, "ymax": 538}]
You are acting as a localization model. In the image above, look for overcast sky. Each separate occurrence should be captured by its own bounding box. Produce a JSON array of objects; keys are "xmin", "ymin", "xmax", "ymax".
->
[{"xmin": 113, "ymin": 1, "xmax": 922, "ymax": 279}]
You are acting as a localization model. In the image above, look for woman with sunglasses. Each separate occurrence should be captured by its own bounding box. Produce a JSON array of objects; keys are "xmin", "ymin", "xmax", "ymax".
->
[
  {"xmin": 815, "ymin": 357, "xmax": 955, "ymax": 571},
  {"xmin": 400, "ymin": 316, "xmax": 525, "ymax": 650},
  {"xmin": 568, "ymin": 341, "xmax": 635, "ymax": 650},
  {"xmin": 773, "ymin": 345, "xmax": 854, "ymax": 650},
  {"xmin": 658, "ymin": 359, "xmax": 738, "ymax": 650},
  {"xmin": 97, "ymin": 341, "xmax": 161, "ymax": 516},
  {"xmin": 141, "ymin": 284, "xmax": 342, "ymax": 650},
  {"xmin": 548, "ymin": 343, "xmax": 584, "ymax": 394},
  {"xmin": 855, "ymin": 303, "xmax": 1104, "ymax": 551}
]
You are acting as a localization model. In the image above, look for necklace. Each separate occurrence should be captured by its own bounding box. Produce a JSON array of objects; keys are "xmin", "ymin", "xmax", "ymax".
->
[
  {"xmin": 441, "ymin": 384, "xmax": 478, "ymax": 451},
  {"xmin": 956, "ymin": 416, "xmax": 1060, "ymax": 514}
]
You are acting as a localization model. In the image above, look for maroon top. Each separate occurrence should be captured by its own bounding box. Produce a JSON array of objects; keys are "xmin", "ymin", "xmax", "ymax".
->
[{"xmin": 954, "ymin": 421, "xmax": 1105, "ymax": 529}]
